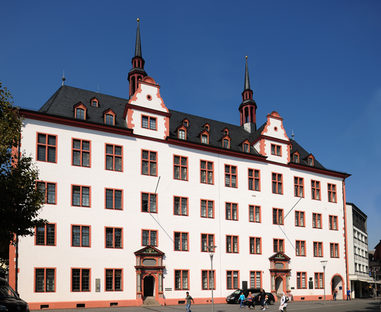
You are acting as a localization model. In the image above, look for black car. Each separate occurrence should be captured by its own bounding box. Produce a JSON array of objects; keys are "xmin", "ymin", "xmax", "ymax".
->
[
  {"xmin": 226, "ymin": 288, "xmax": 261, "ymax": 303},
  {"xmin": 253, "ymin": 292, "xmax": 275, "ymax": 305},
  {"xmin": 0, "ymin": 278, "xmax": 29, "ymax": 312}
]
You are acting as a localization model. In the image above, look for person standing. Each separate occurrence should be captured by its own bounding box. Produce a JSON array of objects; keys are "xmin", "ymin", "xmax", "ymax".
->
[
  {"xmin": 185, "ymin": 291, "xmax": 194, "ymax": 312},
  {"xmin": 333, "ymin": 289, "xmax": 337, "ymax": 301},
  {"xmin": 259, "ymin": 288, "xmax": 266, "ymax": 310},
  {"xmin": 239, "ymin": 292, "xmax": 246, "ymax": 308},
  {"xmin": 346, "ymin": 288, "xmax": 351, "ymax": 300},
  {"xmin": 279, "ymin": 293, "xmax": 289, "ymax": 312}
]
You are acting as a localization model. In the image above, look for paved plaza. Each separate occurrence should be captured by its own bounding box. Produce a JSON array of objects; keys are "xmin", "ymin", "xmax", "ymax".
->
[{"xmin": 45, "ymin": 298, "xmax": 381, "ymax": 312}]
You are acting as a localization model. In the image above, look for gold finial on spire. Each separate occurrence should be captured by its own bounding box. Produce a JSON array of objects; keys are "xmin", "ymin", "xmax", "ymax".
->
[
  {"xmin": 245, "ymin": 55, "xmax": 248, "ymax": 60},
  {"xmin": 137, "ymin": 18, "xmax": 140, "ymax": 22}
]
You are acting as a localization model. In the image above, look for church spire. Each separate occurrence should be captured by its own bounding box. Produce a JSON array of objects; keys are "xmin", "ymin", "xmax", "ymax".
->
[
  {"xmin": 239, "ymin": 56, "xmax": 257, "ymax": 132},
  {"xmin": 128, "ymin": 18, "xmax": 147, "ymax": 98}
]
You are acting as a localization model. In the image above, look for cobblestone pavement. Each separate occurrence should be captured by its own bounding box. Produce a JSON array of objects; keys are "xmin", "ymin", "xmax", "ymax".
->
[{"xmin": 44, "ymin": 298, "xmax": 381, "ymax": 312}]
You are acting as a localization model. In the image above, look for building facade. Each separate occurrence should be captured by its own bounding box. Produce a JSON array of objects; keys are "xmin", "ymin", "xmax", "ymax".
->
[
  {"xmin": 9, "ymin": 22, "xmax": 351, "ymax": 309},
  {"xmin": 346, "ymin": 203, "xmax": 373, "ymax": 298}
]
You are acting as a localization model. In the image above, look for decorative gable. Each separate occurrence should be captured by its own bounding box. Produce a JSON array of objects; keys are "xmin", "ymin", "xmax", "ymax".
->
[{"xmin": 124, "ymin": 76, "xmax": 170, "ymax": 139}]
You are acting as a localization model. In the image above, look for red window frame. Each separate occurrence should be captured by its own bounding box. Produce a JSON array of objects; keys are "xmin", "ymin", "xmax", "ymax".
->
[
  {"xmin": 142, "ymin": 115, "xmax": 157, "ymax": 130},
  {"xmin": 248, "ymin": 168, "xmax": 260, "ymax": 191},
  {"xmin": 226, "ymin": 235, "xmax": 239, "ymax": 253},
  {"xmin": 174, "ymin": 155, "xmax": 188, "ymax": 181},
  {"xmin": 36, "ymin": 181, "xmax": 57, "ymax": 204},
  {"xmin": 311, "ymin": 180, "xmax": 321, "ymax": 200},
  {"xmin": 36, "ymin": 133, "xmax": 57, "ymax": 163},
  {"xmin": 314, "ymin": 272, "xmax": 324, "ymax": 289},
  {"xmin": 295, "ymin": 211, "xmax": 305, "ymax": 227},
  {"xmin": 295, "ymin": 240, "xmax": 306, "ymax": 256},
  {"xmin": 201, "ymin": 270, "xmax": 215, "ymax": 290},
  {"xmin": 271, "ymin": 144, "xmax": 282, "ymax": 156},
  {"xmin": 330, "ymin": 243, "xmax": 339, "ymax": 258},
  {"xmin": 313, "ymin": 241, "xmax": 323, "ymax": 257},
  {"xmin": 225, "ymin": 164, "xmax": 237, "ymax": 188},
  {"xmin": 141, "ymin": 229, "xmax": 158, "ymax": 246},
  {"xmin": 71, "ymin": 225, "xmax": 91, "ymax": 248},
  {"xmin": 105, "ymin": 188, "xmax": 123, "ymax": 210},
  {"xmin": 201, "ymin": 233, "xmax": 215, "ymax": 252},
  {"xmin": 72, "ymin": 138, "xmax": 91, "ymax": 167},
  {"xmin": 71, "ymin": 268, "xmax": 91, "ymax": 292},
  {"xmin": 200, "ymin": 160, "xmax": 214, "ymax": 184},
  {"xmin": 226, "ymin": 270, "xmax": 240, "ymax": 290},
  {"xmin": 105, "ymin": 227, "xmax": 123, "ymax": 249},
  {"xmin": 225, "ymin": 202, "xmax": 238, "ymax": 221},
  {"xmin": 71, "ymin": 185, "xmax": 91, "ymax": 207},
  {"xmin": 34, "ymin": 268, "xmax": 56, "ymax": 292},
  {"xmin": 249, "ymin": 205, "xmax": 261, "ymax": 223},
  {"xmin": 328, "ymin": 183, "xmax": 337, "ymax": 203},
  {"xmin": 174, "ymin": 232, "xmax": 189, "ymax": 251},
  {"xmin": 174, "ymin": 270, "xmax": 189, "ymax": 290},
  {"xmin": 312, "ymin": 213, "xmax": 322, "ymax": 229},
  {"xmin": 249, "ymin": 237, "xmax": 262, "ymax": 254},
  {"xmin": 273, "ymin": 208, "xmax": 284, "ymax": 225},
  {"xmin": 105, "ymin": 268, "xmax": 123, "ymax": 291},
  {"xmin": 273, "ymin": 238, "xmax": 284, "ymax": 253},
  {"xmin": 173, "ymin": 196, "xmax": 189, "ymax": 216},
  {"xmin": 141, "ymin": 150, "xmax": 157, "ymax": 176},
  {"xmin": 35, "ymin": 223, "xmax": 56, "ymax": 246},
  {"xmin": 141, "ymin": 192, "xmax": 157, "ymax": 213},
  {"xmin": 250, "ymin": 271, "xmax": 262, "ymax": 288},
  {"xmin": 296, "ymin": 272, "xmax": 307, "ymax": 289},
  {"xmin": 329, "ymin": 215, "xmax": 338, "ymax": 230},
  {"xmin": 294, "ymin": 177, "xmax": 304, "ymax": 197},
  {"xmin": 201, "ymin": 199, "xmax": 215, "ymax": 219},
  {"xmin": 105, "ymin": 144, "xmax": 123, "ymax": 172},
  {"xmin": 272, "ymin": 172, "xmax": 283, "ymax": 194}
]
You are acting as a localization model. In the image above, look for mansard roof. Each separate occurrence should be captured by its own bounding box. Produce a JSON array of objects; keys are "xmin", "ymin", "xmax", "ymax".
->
[{"xmin": 38, "ymin": 85, "xmax": 330, "ymax": 171}]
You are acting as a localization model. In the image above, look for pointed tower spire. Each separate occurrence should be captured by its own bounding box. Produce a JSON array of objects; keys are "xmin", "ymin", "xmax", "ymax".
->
[
  {"xmin": 128, "ymin": 18, "xmax": 147, "ymax": 98},
  {"xmin": 239, "ymin": 56, "xmax": 257, "ymax": 133}
]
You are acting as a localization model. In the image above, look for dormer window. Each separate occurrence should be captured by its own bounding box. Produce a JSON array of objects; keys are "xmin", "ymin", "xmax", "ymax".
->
[
  {"xmin": 293, "ymin": 153, "xmax": 300, "ymax": 163},
  {"xmin": 104, "ymin": 109, "xmax": 116, "ymax": 126},
  {"xmin": 203, "ymin": 123, "xmax": 210, "ymax": 132},
  {"xmin": 243, "ymin": 142, "xmax": 250, "ymax": 153},
  {"xmin": 201, "ymin": 133, "xmax": 209, "ymax": 144},
  {"xmin": 271, "ymin": 144, "xmax": 282, "ymax": 156},
  {"xmin": 178, "ymin": 129, "xmax": 186, "ymax": 140},
  {"xmin": 142, "ymin": 115, "xmax": 157, "ymax": 130},
  {"xmin": 90, "ymin": 98, "xmax": 99, "ymax": 107},
  {"xmin": 307, "ymin": 155, "xmax": 314, "ymax": 166},
  {"xmin": 183, "ymin": 119, "xmax": 189, "ymax": 127},
  {"xmin": 222, "ymin": 138, "xmax": 230, "ymax": 149},
  {"xmin": 74, "ymin": 103, "xmax": 87, "ymax": 120},
  {"xmin": 223, "ymin": 128, "xmax": 229, "ymax": 136}
]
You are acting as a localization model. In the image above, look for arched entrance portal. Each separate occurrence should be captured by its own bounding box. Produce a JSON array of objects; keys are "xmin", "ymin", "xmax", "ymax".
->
[
  {"xmin": 143, "ymin": 275, "xmax": 155, "ymax": 297},
  {"xmin": 275, "ymin": 276, "xmax": 284, "ymax": 295},
  {"xmin": 331, "ymin": 275, "xmax": 344, "ymax": 300}
]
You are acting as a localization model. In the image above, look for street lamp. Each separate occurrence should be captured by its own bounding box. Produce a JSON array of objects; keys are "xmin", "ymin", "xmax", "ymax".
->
[
  {"xmin": 208, "ymin": 244, "xmax": 217, "ymax": 312},
  {"xmin": 320, "ymin": 260, "xmax": 328, "ymax": 303}
]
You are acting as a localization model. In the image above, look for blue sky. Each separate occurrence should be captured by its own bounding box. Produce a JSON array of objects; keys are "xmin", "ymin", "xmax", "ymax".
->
[{"xmin": 1, "ymin": 1, "xmax": 380, "ymax": 248}]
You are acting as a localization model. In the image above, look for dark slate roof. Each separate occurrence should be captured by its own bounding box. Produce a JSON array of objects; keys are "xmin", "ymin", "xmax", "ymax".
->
[{"xmin": 38, "ymin": 85, "xmax": 328, "ymax": 169}]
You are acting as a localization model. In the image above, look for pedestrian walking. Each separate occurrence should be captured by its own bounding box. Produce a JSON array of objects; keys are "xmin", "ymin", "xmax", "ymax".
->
[
  {"xmin": 333, "ymin": 289, "xmax": 337, "ymax": 300},
  {"xmin": 259, "ymin": 288, "xmax": 266, "ymax": 310},
  {"xmin": 262, "ymin": 294, "xmax": 269, "ymax": 310},
  {"xmin": 346, "ymin": 288, "xmax": 351, "ymax": 300},
  {"xmin": 245, "ymin": 291, "xmax": 255, "ymax": 309},
  {"xmin": 185, "ymin": 291, "xmax": 194, "ymax": 312},
  {"xmin": 279, "ymin": 292, "xmax": 289, "ymax": 312},
  {"xmin": 239, "ymin": 292, "xmax": 246, "ymax": 308}
]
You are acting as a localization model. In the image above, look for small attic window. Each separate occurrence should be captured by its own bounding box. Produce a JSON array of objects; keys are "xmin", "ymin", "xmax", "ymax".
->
[
  {"xmin": 104, "ymin": 110, "xmax": 116, "ymax": 126},
  {"xmin": 307, "ymin": 155, "xmax": 314, "ymax": 166},
  {"xmin": 183, "ymin": 119, "xmax": 189, "ymax": 127},
  {"xmin": 223, "ymin": 128, "xmax": 229, "ymax": 136},
  {"xmin": 243, "ymin": 142, "xmax": 250, "ymax": 153},
  {"xmin": 178, "ymin": 129, "xmax": 186, "ymax": 140},
  {"xmin": 74, "ymin": 103, "xmax": 87, "ymax": 120},
  {"xmin": 222, "ymin": 138, "xmax": 230, "ymax": 149},
  {"xmin": 201, "ymin": 133, "xmax": 209, "ymax": 144},
  {"xmin": 90, "ymin": 98, "xmax": 99, "ymax": 107},
  {"xmin": 204, "ymin": 123, "xmax": 210, "ymax": 131},
  {"xmin": 293, "ymin": 153, "xmax": 300, "ymax": 163}
]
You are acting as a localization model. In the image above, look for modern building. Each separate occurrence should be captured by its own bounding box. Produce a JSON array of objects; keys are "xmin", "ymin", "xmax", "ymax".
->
[
  {"xmin": 346, "ymin": 203, "xmax": 373, "ymax": 298},
  {"xmin": 9, "ymin": 21, "xmax": 351, "ymax": 309},
  {"xmin": 369, "ymin": 241, "xmax": 381, "ymax": 296}
]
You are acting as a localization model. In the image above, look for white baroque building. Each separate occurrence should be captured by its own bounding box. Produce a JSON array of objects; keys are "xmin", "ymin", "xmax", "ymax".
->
[{"xmin": 9, "ymin": 21, "xmax": 351, "ymax": 309}]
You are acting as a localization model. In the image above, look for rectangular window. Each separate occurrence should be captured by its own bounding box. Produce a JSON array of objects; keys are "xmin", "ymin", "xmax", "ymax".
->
[
  {"xmin": 141, "ymin": 192, "xmax": 157, "ymax": 213},
  {"xmin": 71, "ymin": 225, "xmax": 90, "ymax": 247},
  {"xmin": 105, "ymin": 269, "xmax": 122, "ymax": 291},
  {"xmin": 141, "ymin": 150, "xmax": 157, "ymax": 176},
  {"xmin": 249, "ymin": 205, "xmax": 261, "ymax": 223},
  {"xmin": 105, "ymin": 227, "xmax": 122, "ymax": 248},
  {"xmin": 330, "ymin": 243, "xmax": 339, "ymax": 258},
  {"xmin": 250, "ymin": 271, "xmax": 262, "ymax": 288},
  {"xmin": 200, "ymin": 160, "xmax": 214, "ymax": 184},
  {"xmin": 226, "ymin": 235, "xmax": 239, "ymax": 253},
  {"xmin": 296, "ymin": 272, "xmax": 307, "ymax": 289},
  {"xmin": 294, "ymin": 177, "xmax": 304, "ymax": 197},
  {"xmin": 71, "ymin": 268, "xmax": 90, "ymax": 292},
  {"xmin": 249, "ymin": 237, "xmax": 261, "ymax": 254},
  {"xmin": 142, "ymin": 229, "xmax": 158, "ymax": 246},
  {"xmin": 72, "ymin": 139, "xmax": 90, "ymax": 167},
  {"xmin": 273, "ymin": 238, "xmax": 284, "ymax": 253},
  {"xmin": 174, "ymin": 155, "xmax": 188, "ymax": 181},
  {"xmin": 295, "ymin": 240, "xmax": 306, "ymax": 256},
  {"xmin": 201, "ymin": 234, "xmax": 215, "ymax": 252},
  {"xmin": 295, "ymin": 211, "xmax": 305, "ymax": 227},
  {"xmin": 312, "ymin": 213, "xmax": 322, "ymax": 229},
  {"xmin": 225, "ymin": 165, "xmax": 237, "ymax": 188},
  {"xmin": 273, "ymin": 208, "xmax": 284, "ymax": 225},
  {"xmin": 311, "ymin": 180, "xmax": 321, "ymax": 200},
  {"xmin": 175, "ymin": 270, "xmax": 189, "ymax": 290},
  {"xmin": 35, "ymin": 268, "xmax": 55, "ymax": 292},
  {"xmin": 174, "ymin": 196, "xmax": 188, "ymax": 216},
  {"xmin": 37, "ymin": 133, "xmax": 57, "ymax": 163},
  {"xmin": 202, "ymin": 270, "xmax": 215, "ymax": 290},
  {"xmin": 248, "ymin": 169, "xmax": 260, "ymax": 191},
  {"xmin": 37, "ymin": 181, "xmax": 56, "ymax": 204},
  {"xmin": 174, "ymin": 232, "xmax": 188, "ymax": 251},
  {"xmin": 272, "ymin": 172, "xmax": 283, "ymax": 194},
  {"xmin": 105, "ymin": 188, "xmax": 123, "ymax": 210},
  {"xmin": 313, "ymin": 241, "xmax": 323, "ymax": 257},
  {"xmin": 36, "ymin": 224, "xmax": 56, "ymax": 246},
  {"xmin": 329, "ymin": 215, "xmax": 338, "ymax": 230},
  {"xmin": 225, "ymin": 202, "xmax": 238, "ymax": 221},
  {"xmin": 201, "ymin": 199, "xmax": 214, "ymax": 218},
  {"xmin": 226, "ymin": 271, "xmax": 239, "ymax": 289},
  {"xmin": 328, "ymin": 183, "xmax": 337, "ymax": 202},
  {"xmin": 142, "ymin": 115, "xmax": 157, "ymax": 130},
  {"xmin": 271, "ymin": 144, "xmax": 282, "ymax": 156},
  {"xmin": 314, "ymin": 272, "xmax": 324, "ymax": 289},
  {"xmin": 72, "ymin": 185, "xmax": 90, "ymax": 207},
  {"xmin": 105, "ymin": 144, "xmax": 122, "ymax": 171}
]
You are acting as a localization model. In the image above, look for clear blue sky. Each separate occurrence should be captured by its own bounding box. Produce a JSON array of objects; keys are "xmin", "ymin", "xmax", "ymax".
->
[{"xmin": 1, "ymin": 1, "xmax": 380, "ymax": 248}]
